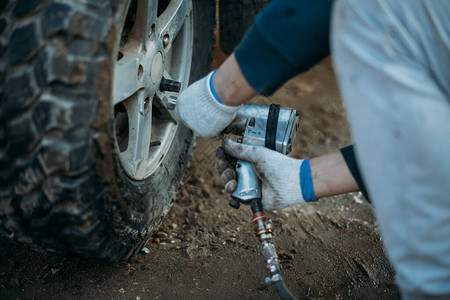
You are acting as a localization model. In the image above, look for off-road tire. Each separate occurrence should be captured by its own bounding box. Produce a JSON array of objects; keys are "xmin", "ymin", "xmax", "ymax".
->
[
  {"xmin": 0, "ymin": 0, "xmax": 215, "ymax": 261},
  {"xmin": 219, "ymin": 0, "xmax": 269, "ymax": 54}
]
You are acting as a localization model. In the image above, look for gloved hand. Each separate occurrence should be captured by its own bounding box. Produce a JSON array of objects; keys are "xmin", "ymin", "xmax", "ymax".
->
[
  {"xmin": 216, "ymin": 138, "xmax": 317, "ymax": 211},
  {"xmin": 175, "ymin": 71, "xmax": 241, "ymax": 139}
]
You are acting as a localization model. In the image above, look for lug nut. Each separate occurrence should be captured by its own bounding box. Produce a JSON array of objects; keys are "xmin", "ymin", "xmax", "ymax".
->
[
  {"xmin": 163, "ymin": 35, "xmax": 170, "ymax": 47},
  {"xmin": 160, "ymin": 77, "xmax": 182, "ymax": 92},
  {"xmin": 167, "ymin": 96, "xmax": 177, "ymax": 110}
]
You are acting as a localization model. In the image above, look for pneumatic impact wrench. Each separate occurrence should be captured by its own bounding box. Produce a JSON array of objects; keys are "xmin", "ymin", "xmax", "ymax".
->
[{"xmin": 225, "ymin": 103, "xmax": 299, "ymax": 300}]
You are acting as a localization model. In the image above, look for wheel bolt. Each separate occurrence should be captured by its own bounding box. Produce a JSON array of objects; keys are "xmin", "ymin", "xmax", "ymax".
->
[
  {"xmin": 167, "ymin": 96, "xmax": 177, "ymax": 110},
  {"xmin": 160, "ymin": 77, "xmax": 182, "ymax": 92},
  {"xmin": 163, "ymin": 35, "xmax": 170, "ymax": 47}
]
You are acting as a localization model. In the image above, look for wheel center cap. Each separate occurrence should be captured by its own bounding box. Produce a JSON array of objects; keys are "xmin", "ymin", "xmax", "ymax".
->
[{"xmin": 150, "ymin": 51, "xmax": 164, "ymax": 84}]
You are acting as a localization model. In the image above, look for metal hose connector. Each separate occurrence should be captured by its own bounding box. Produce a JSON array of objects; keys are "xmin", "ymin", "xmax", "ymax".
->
[{"xmin": 251, "ymin": 200, "xmax": 298, "ymax": 300}]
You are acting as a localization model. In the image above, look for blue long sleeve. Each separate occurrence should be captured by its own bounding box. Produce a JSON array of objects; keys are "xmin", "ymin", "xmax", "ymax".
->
[{"xmin": 234, "ymin": 0, "xmax": 333, "ymax": 95}]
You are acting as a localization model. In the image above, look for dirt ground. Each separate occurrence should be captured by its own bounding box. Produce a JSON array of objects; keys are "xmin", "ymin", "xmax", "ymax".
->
[{"xmin": 0, "ymin": 50, "xmax": 400, "ymax": 300}]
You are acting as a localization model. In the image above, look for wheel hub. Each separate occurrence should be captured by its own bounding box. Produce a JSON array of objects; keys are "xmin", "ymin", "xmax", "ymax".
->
[
  {"xmin": 113, "ymin": 0, "xmax": 193, "ymax": 180},
  {"xmin": 150, "ymin": 51, "xmax": 164, "ymax": 84}
]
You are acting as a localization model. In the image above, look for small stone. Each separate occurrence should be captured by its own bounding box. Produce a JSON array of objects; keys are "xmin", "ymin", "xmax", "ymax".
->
[
  {"xmin": 51, "ymin": 268, "xmax": 60, "ymax": 275},
  {"xmin": 119, "ymin": 288, "xmax": 125, "ymax": 294},
  {"xmin": 229, "ymin": 238, "xmax": 236, "ymax": 242},
  {"xmin": 170, "ymin": 223, "xmax": 178, "ymax": 230},
  {"xmin": 154, "ymin": 238, "xmax": 161, "ymax": 243},
  {"xmin": 198, "ymin": 177, "xmax": 205, "ymax": 184},
  {"xmin": 156, "ymin": 231, "xmax": 168, "ymax": 238},
  {"xmin": 141, "ymin": 247, "xmax": 150, "ymax": 254}
]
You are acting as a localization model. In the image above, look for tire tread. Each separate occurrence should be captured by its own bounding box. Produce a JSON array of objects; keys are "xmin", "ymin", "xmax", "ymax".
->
[{"xmin": 0, "ymin": 0, "xmax": 215, "ymax": 261}]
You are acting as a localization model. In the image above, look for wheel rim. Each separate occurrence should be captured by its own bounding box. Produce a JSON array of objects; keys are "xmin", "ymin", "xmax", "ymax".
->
[{"xmin": 113, "ymin": 0, "xmax": 193, "ymax": 180}]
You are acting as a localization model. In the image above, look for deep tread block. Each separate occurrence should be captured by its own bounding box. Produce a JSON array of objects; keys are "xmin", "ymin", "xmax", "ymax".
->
[
  {"xmin": 38, "ymin": 141, "xmax": 79, "ymax": 176},
  {"xmin": 7, "ymin": 114, "xmax": 41, "ymax": 157},
  {"xmin": 0, "ymin": 190, "xmax": 14, "ymax": 216},
  {"xmin": 31, "ymin": 200, "xmax": 98, "ymax": 239},
  {"xmin": 13, "ymin": 0, "xmax": 43, "ymax": 16},
  {"xmin": 32, "ymin": 97, "xmax": 95, "ymax": 133},
  {"xmin": 68, "ymin": 12, "xmax": 110, "ymax": 40},
  {"xmin": 19, "ymin": 192, "xmax": 44, "ymax": 218},
  {"xmin": 67, "ymin": 39, "xmax": 97, "ymax": 58},
  {"xmin": 33, "ymin": 51, "xmax": 47, "ymax": 88},
  {"xmin": 42, "ymin": 173, "xmax": 95, "ymax": 204},
  {"xmin": 8, "ymin": 22, "xmax": 41, "ymax": 65},
  {"xmin": 37, "ymin": 136, "xmax": 94, "ymax": 176},
  {"xmin": 42, "ymin": 3, "xmax": 72, "ymax": 37},
  {"xmin": 0, "ymin": 0, "xmax": 9, "ymax": 11},
  {"xmin": 37, "ymin": 144, "xmax": 70, "ymax": 176},
  {"xmin": 48, "ymin": 48, "xmax": 89, "ymax": 85},
  {"xmin": 0, "ymin": 19, "xmax": 6, "ymax": 35},
  {"xmin": 14, "ymin": 159, "xmax": 44, "ymax": 195},
  {"xmin": 4, "ymin": 218, "xmax": 21, "ymax": 235},
  {"xmin": 5, "ymin": 70, "xmax": 38, "ymax": 113}
]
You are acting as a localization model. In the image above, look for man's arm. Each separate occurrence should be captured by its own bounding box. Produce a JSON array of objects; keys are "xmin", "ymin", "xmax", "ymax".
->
[
  {"xmin": 234, "ymin": 0, "xmax": 333, "ymax": 95},
  {"xmin": 339, "ymin": 145, "xmax": 370, "ymax": 200},
  {"xmin": 213, "ymin": 54, "xmax": 257, "ymax": 106},
  {"xmin": 310, "ymin": 151, "xmax": 360, "ymax": 199},
  {"xmin": 214, "ymin": 0, "xmax": 334, "ymax": 105},
  {"xmin": 218, "ymin": 139, "xmax": 364, "ymax": 211},
  {"xmin": 176, "ymin": 0, "xmax": 333, "ymax": 136}
]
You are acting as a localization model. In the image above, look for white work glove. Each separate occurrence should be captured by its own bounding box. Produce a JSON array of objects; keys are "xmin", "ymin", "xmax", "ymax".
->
[
  {"xmin": 216, "ymin": 138, "xmax": 316, "ymax": 211},
  {"xmin": 175, "ymin": 71, "xmax": 241, "ymax": 139}
]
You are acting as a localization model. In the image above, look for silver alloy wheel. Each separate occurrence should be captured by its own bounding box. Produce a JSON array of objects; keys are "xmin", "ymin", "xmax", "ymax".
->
[{"xmin": 113, "ymin": 0, "xmax": 193, "ymax": 180}]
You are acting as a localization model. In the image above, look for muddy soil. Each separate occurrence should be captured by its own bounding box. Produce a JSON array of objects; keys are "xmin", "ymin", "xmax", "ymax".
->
[{"xmin": 0, "ymin": 56, "xmax": 400, "ymax": 299}]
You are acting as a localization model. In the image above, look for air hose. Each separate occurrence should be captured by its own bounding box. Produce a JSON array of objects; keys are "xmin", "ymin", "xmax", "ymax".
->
[{"xmin": 250, "ymin": 200, "xmax": 298, "ymax": 300}]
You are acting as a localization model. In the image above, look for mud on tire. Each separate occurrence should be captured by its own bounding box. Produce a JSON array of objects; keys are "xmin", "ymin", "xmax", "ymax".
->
[{"xmin": 0, "ymin": 0, "xmax": 215, "ymax": 261}]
